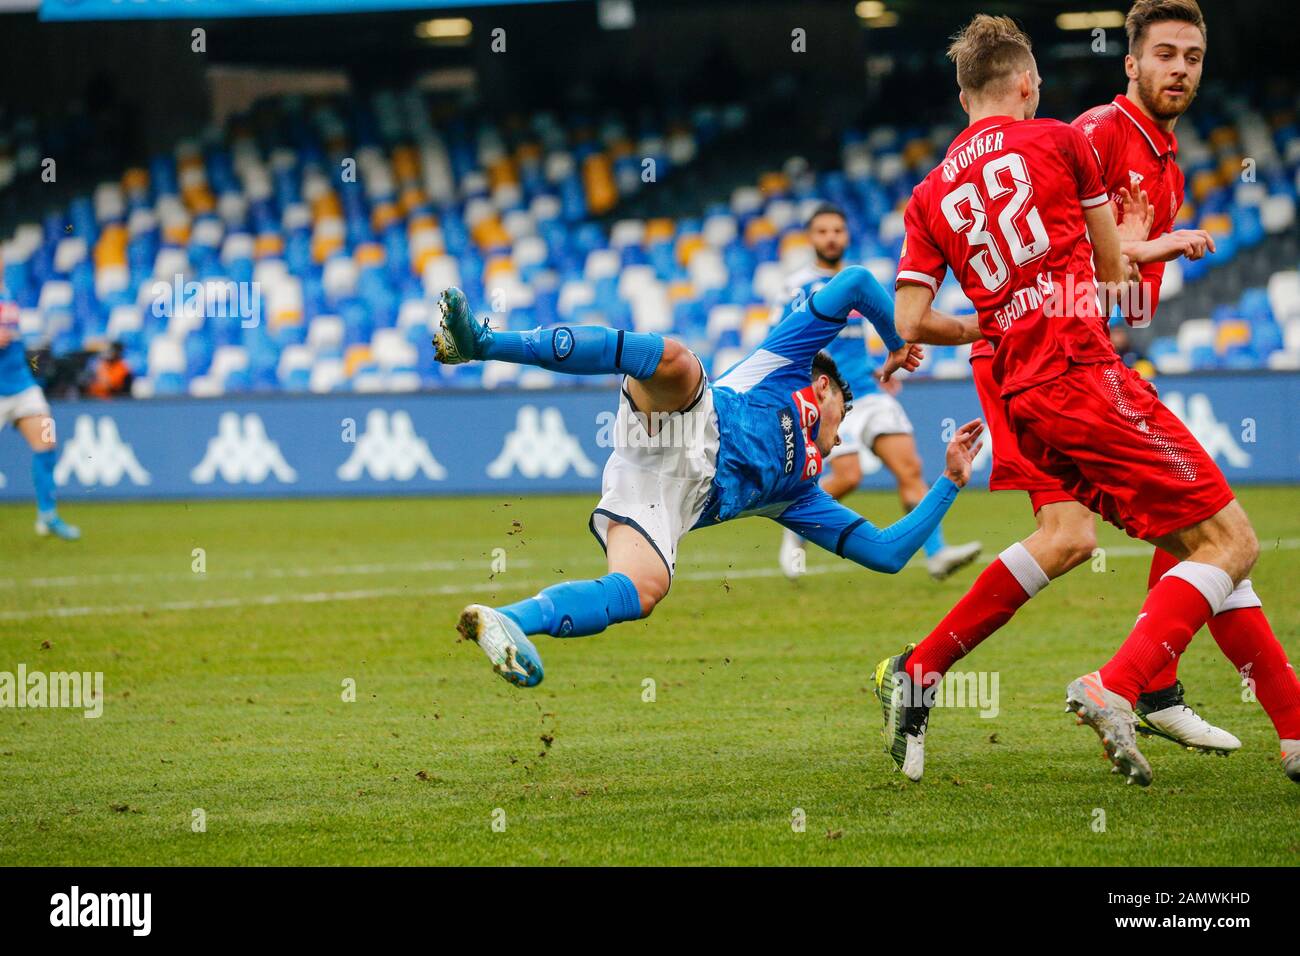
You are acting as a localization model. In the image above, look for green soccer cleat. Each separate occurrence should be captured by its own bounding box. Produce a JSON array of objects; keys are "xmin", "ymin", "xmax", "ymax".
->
[
  {"xmin": 433, "ymin": 287, "xmax": 492, "ymax": 365},
  {"xmin": 873, "ymin": 644, "xmax": 929, "ymax": 782}
]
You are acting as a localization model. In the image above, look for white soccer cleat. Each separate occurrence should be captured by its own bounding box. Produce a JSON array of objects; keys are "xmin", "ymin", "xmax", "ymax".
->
[
  {"xmin": 1282, "ymin": 740, "xmax": 1300, "ymax": 783},
  {"xmin": 456, "ymin": 604, "xmax": 544, "ymax": 687},
  {"xmin": 1066, "ymin": 671, "xmax": 1153, "ymax": 786},
  {"xmin": 1136, "ymin": 681, "xmax": 1241, "ymax": 754},
  {"xmin": 779, "ymin": 529, "xmax": 806, "ymax": 580},
  {"xmin": 926, "ymin": 541, "xmax": 982, "ymax": 580}
]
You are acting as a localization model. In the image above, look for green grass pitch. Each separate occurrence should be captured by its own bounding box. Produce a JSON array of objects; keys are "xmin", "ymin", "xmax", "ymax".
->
[{"xmin": 1, "ymin": 486, "xmax": 1297, "ymax": 865}]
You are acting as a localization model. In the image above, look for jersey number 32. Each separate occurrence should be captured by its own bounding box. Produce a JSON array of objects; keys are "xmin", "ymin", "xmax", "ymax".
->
[{"xmin": 939, "ymin": 152, "xmax": 1049, "ymax": 292}]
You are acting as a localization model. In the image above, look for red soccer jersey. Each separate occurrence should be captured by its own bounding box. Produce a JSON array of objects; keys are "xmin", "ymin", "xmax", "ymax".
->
[
  {"xmin": 899, "ymin": 115, "xmax": 1116, "ymax": 397},
  {"xmin": 1074, "ymin": 94, "xmax": 1185, "ymax": 326}
]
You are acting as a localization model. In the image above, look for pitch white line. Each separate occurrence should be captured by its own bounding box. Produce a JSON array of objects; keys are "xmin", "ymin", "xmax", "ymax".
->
[
  {"xmin": 2, "ymin": 539, "xmax": 1297, "ymax": 623},
  {"xmin": 0, "ymin": 558, "xmax": 536, "ymax": 590}
]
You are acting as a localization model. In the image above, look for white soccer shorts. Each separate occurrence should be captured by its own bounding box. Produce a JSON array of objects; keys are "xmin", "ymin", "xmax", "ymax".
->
[
  {"xmin": 827, "ymin": 391, "xmax": 914, "ymax": 462},
  {"xmin": 589, "ymin": 360, "xmax": 719, "ymax": 580},
  {"xmin": 0, "ymin": 385, "xmax": 51, "ymax": 431}
]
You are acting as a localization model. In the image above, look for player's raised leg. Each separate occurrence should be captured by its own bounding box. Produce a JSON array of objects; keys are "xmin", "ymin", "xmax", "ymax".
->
[
  {"xmin": 439, "ymin": 284, "xmax": 703, "ymax": 686},
  {"xmin": 434, "ymin": 286, "xmax": 668, "ymax": 384}
]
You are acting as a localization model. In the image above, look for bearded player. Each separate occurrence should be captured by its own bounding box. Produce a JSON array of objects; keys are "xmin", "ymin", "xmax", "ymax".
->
[
  {"xmin": 432, "ymin": 267, "xmax": 983, "ymax": 688},
  {"xmin": 874, "ymin": 13, "xmax": 1300, "ymax": 787},
  {"xmin": 776, "ymin": 203, "xmax": 982, "ymax": 582}
]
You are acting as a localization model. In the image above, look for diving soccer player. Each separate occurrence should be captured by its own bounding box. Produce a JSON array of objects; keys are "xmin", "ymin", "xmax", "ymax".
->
[
  {"xmin": 433, "ymin": 265, "xmax": 984, "ymax": 687},
  {"xmin": 775, "ymin": 203, "xmax": 982, "ymax": 581},
  {"xmin": 0, "ymin": 299, "xmax": 79, "ymax": 540},
  {"xmin": 878, "ymin": 13, "xmax": 1300, "ymax": 786}
]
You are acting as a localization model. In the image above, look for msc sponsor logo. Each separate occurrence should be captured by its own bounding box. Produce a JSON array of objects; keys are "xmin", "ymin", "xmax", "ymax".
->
[
  {"xmin": 488, "ymin": 406, "xmax": 597, "ymax": 479},
  {"xmin": 55, "ymin": 416, "xmax": 151, "ymax": 487},
  {"xmin": 778, "ymin": 408, "xmax": 796, "ymax": 475},
  {"xmin": 191, "ymin": 412, "xmax": 297, "ymax": 484},
  {"xmin": 337, "ymin": 409, "xmax": 446, "ymax": 482}
]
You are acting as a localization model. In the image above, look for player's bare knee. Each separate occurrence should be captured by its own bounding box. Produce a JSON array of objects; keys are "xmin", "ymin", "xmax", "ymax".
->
[
  {"xmin": 1046, "ymin": 521, "xmax": 1095, "ymax": 571},
  {"xmin": 635, "ymin": 582, "xmax": 666, "ymax": 618},
  {"xmin": 652, "ymin": 339, "xmax": 694, "ymax": 386}
]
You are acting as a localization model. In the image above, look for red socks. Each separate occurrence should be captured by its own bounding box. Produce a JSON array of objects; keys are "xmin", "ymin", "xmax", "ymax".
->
[
  {"xmin": 1207, "ymin": 607, "xmax": 1300, "ymax": 740},
  {"xmin": 908, "ymin": 557, "xmax": 1033, "ymax": 683},
  {"xmin": 1140, "ymin": 549, "xmax": 1183, "ymax": 693},
  {"xmin": 1100, "ymin": 572, "xmax": 1220, "ymax": 704}
]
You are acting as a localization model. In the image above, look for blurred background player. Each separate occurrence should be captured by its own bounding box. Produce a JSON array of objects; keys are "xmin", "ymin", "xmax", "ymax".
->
[
  {"xmin": 0, "ymin": 299, "xmax": 80, "ymax": 541},
  {"xmin": 432, "ymin": 269, "xmax": 983, "ymax": 688},
  {"xmin": 776, "ymin": 203, "xmax": 981, "ymax": 581}
]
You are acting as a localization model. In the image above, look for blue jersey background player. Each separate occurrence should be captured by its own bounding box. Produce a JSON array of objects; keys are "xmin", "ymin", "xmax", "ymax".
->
[
  {"xmin": 776, "ymin": 203, "xmax": 979, "ymax": 581},
  {"xmin": 0, "ymin": 298, "xmax": 80, "ymax": 541},
  {"xmin": 431, "ymin": 265, "xmax": 983, "ymax": 687}
]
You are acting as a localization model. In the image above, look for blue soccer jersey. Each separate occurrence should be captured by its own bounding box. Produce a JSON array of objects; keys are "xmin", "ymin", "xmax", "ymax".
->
[
  {"xmin": 695, "ymin": 266, "xmax": 957, "ymax": 572},
  {"xmin": 0, "ymin": 339, "xmax": 36, "ymax": 397},
  {"xmin": 701, "ymin": 265, "xmax": 899, "ymax": 524}
]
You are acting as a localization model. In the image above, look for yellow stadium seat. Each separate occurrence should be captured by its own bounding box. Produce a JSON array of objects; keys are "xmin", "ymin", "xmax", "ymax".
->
[
  {"xmin": 778, "ymin": 232, "xmax": 811, "ymax": 258},
  {"xmin": 1215, "ymin": 320, "xmax": 1251, "ymax": 352},
  {"xmin": 344, "ymin": 345, "xmax": 374, "ymax": 377},
  {"xmin": 758, "ymin": 171, "xmax": 790, "ymax": 196},
  {"xmin": 675, "ymin": 234, "xmax": 706, "ymax": 267},
  {"xmin": 582, "ymin": 154, "xmax": 617, "ymax": 216},
  {"xmin": 743, "ymin": 218, "xmax": 777, "ymax": 246},
  {"xmin": 253, "ymin": 233, "xmax": 284, "ymax": 259},
  {"xmin": 471, "ymin": 217, "xmax": 511, "ymax": 251},
  {"xmin": 371, "ymin": 202, "xmax": 401, "ymax": 233},
  {"xmin": 1199, "ymin": 212, "xmax": 1232, "ymax": 236},
  {"xmin": 667, "ymin": 280, "xmax": 696, "ymax": 302},
  {"xmin": 1190, "ymin": 170, "xmax": 1221, "ymax": 203},
  {"xmin": 645, "ymin": 218, "xmax": 677, "ymax": 244},
  {"xmin": 354, "ymin": 242, "xmax": 386, "ymax": 268}
]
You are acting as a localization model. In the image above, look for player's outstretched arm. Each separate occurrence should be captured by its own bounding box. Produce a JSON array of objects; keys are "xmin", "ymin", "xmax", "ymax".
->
[
  {"xmin": 809, "ymin": 266, "xmax": 906, "ymax": 349},
  {"xmin": 886, "ymin": 285, "xmax": 981, "ymax": 382},
  {"xmin": 776, "ymin": 420, "xmax": 983, "ymax": 573}
]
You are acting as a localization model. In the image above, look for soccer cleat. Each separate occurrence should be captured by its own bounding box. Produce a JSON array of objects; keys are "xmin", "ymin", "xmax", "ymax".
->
[
  {"xmin": 926, "ymin": 541, "xmax": 982, "ymax": 580},
  {"xmin": 457, "ymin": 604, "xmax": 544, "ymax": 688},
  {"xmin": 1066, "ymin": 671, "xmax": 1152, "ymax": 786},
  {"xmin": 35, "ymin": 515, "xmax": 81, "ymax": 541},
  {"xmin": 778, "ymin": 529, "xmax": 806, "ymax": 580},
  {"xmin": 433, "ymin": 287, "xmax": 491, "ymax": 365},
  {"xmin": 1281, "ymin": 740, "xmax": 1300, "ymax": 783},
  {"xmin": 1135, "ymin": 681, "xmax": 1241, "ymax": 754},
  {"xmin": 873, "ymin": 644, "xmax": 929, "ymax": 782}
]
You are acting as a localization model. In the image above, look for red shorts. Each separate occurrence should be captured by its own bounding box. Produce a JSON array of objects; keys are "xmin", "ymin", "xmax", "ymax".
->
[
  {"xmin": 971, "ymin": 355, "xmax": 1074, "ymax": 513},
  {"xmin": 1005, "ymin": 360, "xmax": 1235, "ymax": 539}
]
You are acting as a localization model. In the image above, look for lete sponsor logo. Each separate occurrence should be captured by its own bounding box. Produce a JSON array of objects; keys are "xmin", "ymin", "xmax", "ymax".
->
[
  {"xmin": 337, "ymin": 410, "xmax": 446, "ymax": 481},
  {"xmin": 191, "ymin": 412, "xmax": 298, "ymax": 485}
]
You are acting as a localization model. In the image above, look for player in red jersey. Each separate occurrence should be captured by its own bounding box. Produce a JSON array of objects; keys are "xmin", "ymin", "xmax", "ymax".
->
[
  {"xmin": 932, "ymin": 0, "xmax": 1236, "ymax": 760},
  {"xmin": 873, "ymin": 12, "xmax": 1300, "ymax": 787}
]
